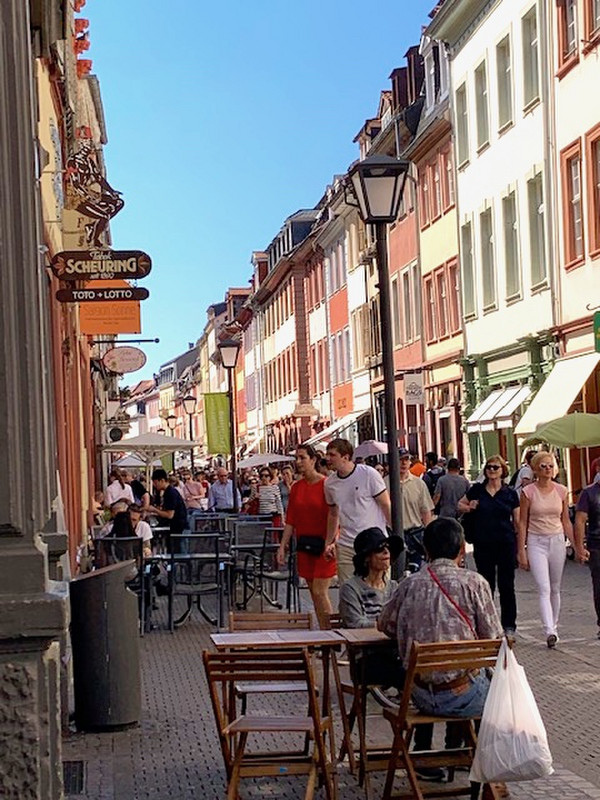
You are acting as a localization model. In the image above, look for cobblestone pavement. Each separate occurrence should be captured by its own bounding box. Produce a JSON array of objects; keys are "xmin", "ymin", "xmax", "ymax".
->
[{"xmin": 63, "ymin": 559, "xmax": 600, "ymax": 799}]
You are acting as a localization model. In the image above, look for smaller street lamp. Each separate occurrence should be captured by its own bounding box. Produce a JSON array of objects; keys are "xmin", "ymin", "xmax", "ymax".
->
[
  {"xmin": 217, "ymin": 338, "xmax": 241, "ymax": 512},
  {"xmin": 166, "ymin": 414, "xmax": 177, "ymax": 432},
  {"xmin": 182, "ymin": 394, "xmax": 197, "ymax": 470},
  {"xmin": 347, "ymin": 154, "xmax": 410, "ymax": 544}
]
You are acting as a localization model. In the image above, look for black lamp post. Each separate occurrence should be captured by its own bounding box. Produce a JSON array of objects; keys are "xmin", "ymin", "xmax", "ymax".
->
[
  {"xmin": 182, "ymin": 394, "xmax": 197, "ymax": 471},
  {"xmin": 217, "ymin": 338, "xmax": 241, "ymax": 512},
  {"xmin": 347, "ymin": 154, "xmax": 410, "ymax": 541}
]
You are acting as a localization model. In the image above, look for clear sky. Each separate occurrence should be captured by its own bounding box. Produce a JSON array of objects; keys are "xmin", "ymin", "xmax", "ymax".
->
[{"xmin": 85, "ymin": 0, "xmax": 435, "ymax": 381}]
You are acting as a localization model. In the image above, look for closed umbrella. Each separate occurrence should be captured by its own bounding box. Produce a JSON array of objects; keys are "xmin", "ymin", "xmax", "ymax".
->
[{"xmin": 354, "ymin": 440, "xmax": 389, "ymax": 459}]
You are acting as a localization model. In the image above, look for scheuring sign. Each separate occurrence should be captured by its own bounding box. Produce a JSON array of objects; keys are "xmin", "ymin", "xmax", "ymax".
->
[
  {"xmin": 102, "ymin": 346, "xmax": 147, "ymax": 375},
  {"xmin": 51, "ymin": 249, "xmax": 152, "ymax": 281},
  {"xmin": 56, "ymin": 286, "xmax": 149, "ymax": 303}
]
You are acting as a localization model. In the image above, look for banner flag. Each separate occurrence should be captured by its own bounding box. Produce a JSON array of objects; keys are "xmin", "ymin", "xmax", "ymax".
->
[{"xmin": 205, "ymin": 392, "xmax": 231, "ymax": 455}]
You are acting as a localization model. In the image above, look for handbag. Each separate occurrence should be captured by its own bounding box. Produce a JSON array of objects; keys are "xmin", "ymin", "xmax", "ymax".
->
[
  {"xmin": 296, "ymin": 535, "xmax": 326, "ymax": 556},
  {"xmin": 470, "ymin": 638, "xmax": 553, "ymax": 783}
]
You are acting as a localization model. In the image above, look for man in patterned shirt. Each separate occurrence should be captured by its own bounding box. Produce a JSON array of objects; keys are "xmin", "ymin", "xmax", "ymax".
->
[{"xmin": 378, "ymin": 517, "xmax": 502, "ymax": 718}]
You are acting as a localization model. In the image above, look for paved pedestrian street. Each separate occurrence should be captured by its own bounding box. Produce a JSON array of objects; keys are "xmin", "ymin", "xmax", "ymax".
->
[{"xmin": 63, "ymin": 560, "xmax": 600, "ymax": 799}]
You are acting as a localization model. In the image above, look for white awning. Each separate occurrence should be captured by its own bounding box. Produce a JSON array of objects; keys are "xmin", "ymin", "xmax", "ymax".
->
[
  {"xmin": 515, "ymin": 352, "xmax": 600, "ymax": 437},
  {"xmin": 466, "ymin": 385, "xmax": 531, "ymax": 433},
  {"xmin": 304, "ymin": 410, "xmax": 369, "ymax": 447}
]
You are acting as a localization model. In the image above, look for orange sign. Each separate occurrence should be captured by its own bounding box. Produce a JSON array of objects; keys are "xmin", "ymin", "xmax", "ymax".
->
[
  {"xmin": 79, "ymin": 279, "xmax": 141, "ymax": 334},
  {"xmin": 333, "ymin": 384, "xmax": 353, "ymax": 417}
]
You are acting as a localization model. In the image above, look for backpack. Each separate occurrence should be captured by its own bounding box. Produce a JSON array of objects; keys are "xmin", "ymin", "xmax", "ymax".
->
[{"xmin": 423, "ymin": 468, "xmax": 444, "ymax": 498}]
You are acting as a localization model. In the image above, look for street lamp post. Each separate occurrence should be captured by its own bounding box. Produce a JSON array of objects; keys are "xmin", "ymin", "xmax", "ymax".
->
[
  {"xmin": 166, "ymin": 414, "xmax": 177, "ymax": 472},
  {"xmin": 217, "ymin": 339, "xmax": 241, "ymax": 513},
  {"xmin": 182, "ymin": 394, "xmax": 197, "ymax": 471},
  {"xmin": 347, "ymin": 154, "xmax": 410, "ymax": 542}
]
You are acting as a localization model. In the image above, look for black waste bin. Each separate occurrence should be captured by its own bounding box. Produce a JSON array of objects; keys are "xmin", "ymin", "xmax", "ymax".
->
[{"xmin": 70, "ymin": 561, "xmax": 141, "ymax": 731}]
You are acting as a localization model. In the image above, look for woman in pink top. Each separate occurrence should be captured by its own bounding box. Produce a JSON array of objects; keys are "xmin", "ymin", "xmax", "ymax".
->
[{"xmin": 517, "ymin": 452, "xmax": 575, "ymax": 648}]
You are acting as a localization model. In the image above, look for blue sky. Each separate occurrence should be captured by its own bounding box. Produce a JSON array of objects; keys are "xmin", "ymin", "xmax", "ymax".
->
[{"xmin": 85, "ymin": 0, "xmax": 435, "ymax": 381}]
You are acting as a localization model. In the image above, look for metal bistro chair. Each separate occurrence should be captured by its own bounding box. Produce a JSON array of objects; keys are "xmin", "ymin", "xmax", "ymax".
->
[
  {"xmin": 167, "ymin": 532, "xmax": 231, "ymax": 632},
  {"xmin": 254, "ymin": 526, "xmax": 300, "ymax": 612},
  {"xmin": 229, "ymin": 519, "xmax": 274, "ymax": 609},
  {"xmin": 93, "ymin": 535, "xmax": 148, "ymax": 635},
  {"xmin": 193, "ymin": 513, "xmax": 229, "ymax": 533}
]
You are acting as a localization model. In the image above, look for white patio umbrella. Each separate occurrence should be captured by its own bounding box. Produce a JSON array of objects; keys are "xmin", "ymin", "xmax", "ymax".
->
[
  {"xmin": 112, "ymin": 454, "xmax": 161, "ymax": 469},
  {"xmin": 354, "ymin": 440, "xmax": 388, "ymax": 458},
  {"xmin": 104, "ymin": 432, "xmax": 198, "ymax": 481},
  {"xmin": 237, "ymin": 453, "xmax": 296, "ymax": 470}
]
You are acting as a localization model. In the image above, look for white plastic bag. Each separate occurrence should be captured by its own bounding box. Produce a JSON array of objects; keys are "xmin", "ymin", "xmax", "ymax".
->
[{"xmin": 470, "ymin": 639, "xmax": 553, "ymax": 783}]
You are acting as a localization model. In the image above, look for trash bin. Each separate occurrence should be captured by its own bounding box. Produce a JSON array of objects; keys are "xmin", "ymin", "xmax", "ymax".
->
[{"xmin": 70, "ymin": 560, "xmax": 141, "ymax": 731}]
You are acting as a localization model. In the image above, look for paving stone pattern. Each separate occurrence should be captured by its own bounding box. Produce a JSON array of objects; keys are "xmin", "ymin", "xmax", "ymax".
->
[{"xmin": 63, "ymin": 560, "xmax": 600, "ymax": 799}]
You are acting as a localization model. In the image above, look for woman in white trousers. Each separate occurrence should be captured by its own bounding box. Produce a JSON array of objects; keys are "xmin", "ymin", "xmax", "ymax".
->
[{"xmin": 517, "ymin": 452, "xmax": 582, "ymax": 648}]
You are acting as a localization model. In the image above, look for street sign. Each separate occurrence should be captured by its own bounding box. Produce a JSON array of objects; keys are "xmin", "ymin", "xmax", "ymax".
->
[
  {"xmin": 595, "ymin": 311, "xmax": 600, "ymax": 354},
  {"xmin": 56, "ymin": 286, "xmax": 149, "ymax": 303},
  {"xmin": 102, "ymin": 346, "xmax": 147, "ymax": 374},
  {"xmin": 50, "ymin": 249, "xmax": 152, "ymax": 281}
]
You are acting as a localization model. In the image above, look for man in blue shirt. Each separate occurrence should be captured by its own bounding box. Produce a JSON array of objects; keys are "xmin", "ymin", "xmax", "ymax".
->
[
  {"xmin": 575, "ymin": 482, "xmax": 600, "ymax": 639},
  {"xmin": 207, "ymin": 467, "xmax": 241, "ymax": 512}
]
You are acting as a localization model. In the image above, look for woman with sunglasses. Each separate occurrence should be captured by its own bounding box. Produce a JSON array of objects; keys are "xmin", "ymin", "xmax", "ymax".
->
[
  {"xmin": 458, "ymin": 455, "xmax": 520, "ymax": 636},
  {"xmin": 252, "ymin": 466, "xmax": 283, "ymax": 526},
  {"xmin": 518, "ymin": 452, "xmax": 576, "ymax": 648},
  {"xmin": 277, "ymin": 444, "xmax": 336, "ymax": 627}
]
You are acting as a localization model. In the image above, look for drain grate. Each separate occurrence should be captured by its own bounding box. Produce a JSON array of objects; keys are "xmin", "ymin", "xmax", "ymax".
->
[{"xmin": 63, "ymin": 760, "xmax": 85, "ymax": 795}]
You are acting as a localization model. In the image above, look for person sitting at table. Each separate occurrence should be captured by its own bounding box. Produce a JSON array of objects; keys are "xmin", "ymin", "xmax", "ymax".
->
[
  {"xmin": 128, "ymin": 503, "xmax": 153, "ymax": 557},
  {"xmin": 339, "ymin": 527, "xmax": 401, "ymax": 628}
]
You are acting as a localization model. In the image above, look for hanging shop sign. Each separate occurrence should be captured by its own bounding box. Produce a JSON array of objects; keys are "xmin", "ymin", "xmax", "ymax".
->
[
  {"xmin": 51, "ymin": 249, "xmax": 152, "ymax": 281},
  {"xmin": 404, "ymin": 372, "xmax": 424, "ymax": 405},
  {"xmin": 56, "ymin": 286, "xmax": 149, "ymax": 303},
  {"xmin": 79, "ymin": 279, "xmax": 142, "ymax": 335},
  {"xmin": 102, "ymin": 346, "xmax": 147, "ymax": 375}
]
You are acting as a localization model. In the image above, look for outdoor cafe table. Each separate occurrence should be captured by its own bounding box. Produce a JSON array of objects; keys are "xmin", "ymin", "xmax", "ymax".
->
[{"xmin": 210, "ymin": 628, "xmax": 345, "ymax": 723}]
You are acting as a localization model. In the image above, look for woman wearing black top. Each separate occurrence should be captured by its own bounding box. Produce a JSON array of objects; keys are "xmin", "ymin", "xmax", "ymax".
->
[{"xmin": 458, "ymin": 454, "xmax": 520, "ymax": 635}]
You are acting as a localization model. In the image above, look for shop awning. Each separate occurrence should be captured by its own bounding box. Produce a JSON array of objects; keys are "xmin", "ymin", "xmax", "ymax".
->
[
  {"xmin": 514, "ymin": 352, "xmax": 600, "ymax": 438},
  {"xmin": 304, "ymin": 410, "xmax": 369, "ymax": 447},
  {"xmin": 466, "ymin": 385, "xmax": 531, "ymax": 433}
]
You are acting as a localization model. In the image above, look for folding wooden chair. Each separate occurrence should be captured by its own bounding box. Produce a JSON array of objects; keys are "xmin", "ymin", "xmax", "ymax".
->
[
  {"xmin": 203, "ymin": 648, "xmax": 337, "ymax": 799},
  {"xmin": 382, "ymin": 638, "xmax": 503, "ymax": 800}
]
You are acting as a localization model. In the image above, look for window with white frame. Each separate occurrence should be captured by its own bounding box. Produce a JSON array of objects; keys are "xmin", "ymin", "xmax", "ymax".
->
[
  {"xmin": 461, "ymin": 221, "xmax": 476, "ymax": 317},
  {"xmin": 344, "ymin": 328, "xmax": 351, "ymax": 381},
  {"xmin": 391, "ymin": 276, "xmax": 401, "ymax": 345},
  {"xmin": 436, "ymin": 269, "xmax": 449, "ymax": 338},
  {"xmin": 522, "ymin": 6, "xmax": 540, "ymax": 107},
  {"xmin": 480, "ymin": 207, "xmax": 496, "ymax": 309},
  {"xmin": 503, "ymin": 190, "xmax": 521, "ymax": 298},
  {"xmin": 455, "ymin": 83, "xmax": 469, "ymax": 166},
  {"xmin": 403, "ymin": 270, "xmax": 413, "ymax": 343},
  {"xmin": 411, "ymin": 262, "xmax": 421, "ymax": 337},
  {"xmin": 527, "ymin": 170, "xmax": 547, "ymax": 285},
  {"xmin": 496, "ymin": 35, "xmax": 513, "ymax": 129},
  {"xmin": 474, "ymin": 60, "xmax": 490, "ymax": 149}
]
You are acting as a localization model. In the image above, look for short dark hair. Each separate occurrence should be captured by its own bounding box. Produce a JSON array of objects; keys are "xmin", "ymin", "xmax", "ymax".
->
[
  {"xmin": 447, "ymin": 458, "xmax": 460, "ymax": 471},
  {"xmin": 423, "ymin": 517, "xmax": 464, "ymax": 561},
  {"xmin": 298, "ymin": 443, "xmax": 319, "ymax": 462},
  {"xmin": 425, "ymin": 451, "xmax": 438, "ymax": 466},
  {"xmin": 327, "ymin": 438, "xmax": 354, "ymax": 459},
  {"xmin": 151, "ymin": 468, "xmax": 168, "ymax": 482}
]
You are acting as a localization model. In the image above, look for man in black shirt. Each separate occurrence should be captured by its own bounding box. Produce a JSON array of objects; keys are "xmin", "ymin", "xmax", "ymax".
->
[
  {"xmin": 575, "ymin": 482, "xmax": 600, "ymax": 639},
  {"xmin": 148, "ymin": 468, "xmax": 188, "ymax": 534}
]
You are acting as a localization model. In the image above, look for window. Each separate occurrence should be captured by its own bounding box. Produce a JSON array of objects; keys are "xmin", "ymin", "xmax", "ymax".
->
[
  {"xmin": 496, "ymin": 35, "xmax": 513, "ymax": 129},
  {"xmin": 432, "ymin": 160, "xmax": 442, "ymax": 219},
  {"xmin": 461, "ymin": 221, "xmax": 476, "ymax": 317},
  {"xmin": 502, "ymin": 191, "xmax": 521, "ymax": 298},
  {"xmin": 412, "ymin": 263, "xmax": 421, "ymax": 337},
  {"xmin": 419, "ymin": 167, "xmax": 430, "ymax": 227},
  {"xmin": 527, "ymin": 171, "xmax": 547, "ymax": 285},
  {"xmin": 474, "ymin": 61, "xmax": 490, "ymax": 150},
  {"xmin": 448, "ymin": 260, "xmax": 461, "ymax": 333},
  {"xmin": 586, "ymin": 125, "xmax": 600, "ymax": 255},
  {"xmin": 442, "ymin": 147, "xmax": 455, "ymax": 209},
  {"xmin": 522, "ymin": 7, "xmax": 540, "ymax": 107},
  {"xmin": 584, "ymin": 0, "xmax": 600, "ymax": 41},
  {"xmin": 344, "ymin": 328, "xmax": 351, "ymax": 381},
  {"xmin": 480, "ymin": 207, "xmax": 496, "ymax": 310},
  {"xmin": 391, "ymin": 276, "xmax": 401, "ymax": 345},
  {"xmin": 424, "ymin": 276, "xmax": 436, "ymax": 342},
  {"xmin": 561, "ymin": 140, "xmax": 584, "ymax": 266},
  {"xmin": 455, "ymin": 83, "xmax": 469, "ymax": 166},
  {"xmin": 403, "ymin": 270, "xmax": 413, "ymax": 343},
  {"xmin": 558, "ymin": 0, "xmax": 579, "ymax": 71},
  {"xmin": 436, "ymin": 270, "xmax": 449, "ymax": 338}
]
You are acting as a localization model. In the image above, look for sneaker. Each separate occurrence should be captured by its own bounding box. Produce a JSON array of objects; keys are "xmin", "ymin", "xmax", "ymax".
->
[
  {"xmin": 503, "ymin": 627, "xmax": 516, "ymax": 641},
  {"xmin": 546, "ymin": 634, "xmax": 558, "ymax": 649},
  {"xmin": 415, "ymin": 766, "xmax": 446, "ymax": 782}
]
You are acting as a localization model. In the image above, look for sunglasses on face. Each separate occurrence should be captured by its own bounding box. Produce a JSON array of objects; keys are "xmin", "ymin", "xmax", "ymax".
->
[
  {"xmin": 260, "ymin": 473, "xmax": 270, "ymax": 478},
  {"xmin": 485, "ymin": 464, "xmax": 501, "ymax": 471},
  {"xmin": 374, "ymin": 542, "xmax": 391, "ymax": 553},
  {"xmin": 539, "ymin": 463, "xmax": 554, "ymax": 470}
]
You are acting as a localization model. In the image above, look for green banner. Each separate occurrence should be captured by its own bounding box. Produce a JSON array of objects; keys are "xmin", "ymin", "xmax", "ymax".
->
[{"xmin": 205, "ymin": 392, "xmax": 231, "ymax": 455}]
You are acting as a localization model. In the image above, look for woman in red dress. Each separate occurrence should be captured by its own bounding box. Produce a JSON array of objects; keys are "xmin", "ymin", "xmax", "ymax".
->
[{"xmin": 277, "ymin": 443, "xmax": 336, "ymax": 627}]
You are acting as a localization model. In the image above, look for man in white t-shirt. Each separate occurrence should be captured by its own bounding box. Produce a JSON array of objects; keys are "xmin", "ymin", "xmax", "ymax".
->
[
  {"xmin": 129, "ymin": 504, "xmax": 153, "ymax": 557},
  {"xmin": 324, "ymin": 438, "xmax": 391, "ymax": 584}
]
